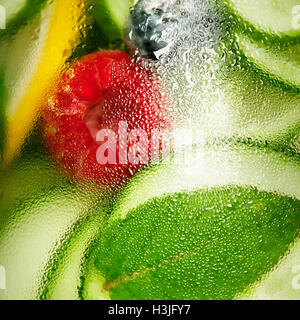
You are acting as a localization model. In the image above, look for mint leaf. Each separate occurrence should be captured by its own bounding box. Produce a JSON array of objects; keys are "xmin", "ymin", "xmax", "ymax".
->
[{"xmin": 89, "ymin": 186, "xmax": 300, "ymax": 300}]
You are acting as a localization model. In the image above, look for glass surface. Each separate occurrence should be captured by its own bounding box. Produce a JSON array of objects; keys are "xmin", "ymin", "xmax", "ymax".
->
[{"xmin": 0, "ymin": 0, "xmax": 300, "ymax": 300}]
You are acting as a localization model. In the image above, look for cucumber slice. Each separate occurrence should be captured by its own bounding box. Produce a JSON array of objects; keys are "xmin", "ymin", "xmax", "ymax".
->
[
  {"xmin": 0, "ymin": 156, "xmax": 61, "ymax": 215},
  {"xmin": 220, "ymin": 65, "xmax": 300, "ymax": 146},
  {"xmin": 0, "ymin": 0, "xmax": 26, "ymax": 20},
  {"xmin": 0, "ymin": 0, "xmax": 47, "ymax": 38},
  {"xmin": 0, "ymin": 71, "xmax": 5, "ymax": 157},
  {"xmin": 159, "ymin": 30, "xmax": 300, "ymax": 147},
  {"xmin": 112, "ymin": 144, "xmax": 300, "ymax": 221},
  {"xmin": 237, "ymin": 32, "xmax": 300, "ymax": 89},
  {"xmin": 224, "ymin": 0, "xmax": 300, "ymax": 37},
  {"xmin": 163, "ymin": 54, "xmax": 300, "ymax": 147},
  {"xmin": 1, "ymin": 0, "xmax": 87, "ymax": 168},
  {"xmin": 40, "ymin": 205, "xmax": 109, "ymax": 300},
  {"xmin": 0, "ymin": 155, "xmax": 101, "ymax": 300},
  {"xmin": 81, "ymin": 144, "xmax": 300, "ymax": 300},
  {"xmin": 92, "ymin": 0, "xmax": 133, "ymax": 45},
  {"xmin": 81, "ymin": 251, "xmax": 110, "ymax": 300},
  {"xmin": 0, "ymin": 188, "xmax": 99, "ymax": 300},
  {"xmin": 236, "ymin": 237, "xmax": 300, "ymax": 300}
]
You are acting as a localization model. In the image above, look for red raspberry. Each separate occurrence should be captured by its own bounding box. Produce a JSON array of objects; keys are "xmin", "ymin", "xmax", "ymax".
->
[{"xmin": 43, "ymin": 51, "xmax": 170, "ymax": 187}]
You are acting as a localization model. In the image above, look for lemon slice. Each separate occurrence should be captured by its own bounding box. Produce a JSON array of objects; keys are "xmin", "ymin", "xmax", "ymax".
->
[{"xmin": 2, "ymin": 0, "xmax": 87, "ymax": 167}]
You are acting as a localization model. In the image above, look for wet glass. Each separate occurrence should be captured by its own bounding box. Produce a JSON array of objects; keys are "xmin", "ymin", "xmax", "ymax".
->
[{"xmin": 0, "ymin": 0, "xmax": 300, "ymax": 300}]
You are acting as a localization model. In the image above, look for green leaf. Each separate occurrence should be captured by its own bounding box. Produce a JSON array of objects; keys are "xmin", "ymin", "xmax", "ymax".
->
[{"xmin": 88, "ymin": 186, "xmax": 300, "ymax": 300}]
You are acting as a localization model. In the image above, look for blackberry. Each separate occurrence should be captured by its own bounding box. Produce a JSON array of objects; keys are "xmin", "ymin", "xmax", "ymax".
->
[{"xmin": 128, "ymin": 0, "xmax": 221, "ymax": 60}]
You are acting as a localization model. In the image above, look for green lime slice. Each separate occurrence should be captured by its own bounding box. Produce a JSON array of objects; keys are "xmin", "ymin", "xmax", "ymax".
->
[{"xmin": 81, "ymin": 144, "xmax": 300, "ymax": 300}]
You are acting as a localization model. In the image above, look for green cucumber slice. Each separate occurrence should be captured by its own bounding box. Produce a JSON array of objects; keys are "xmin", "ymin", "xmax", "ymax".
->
[
  {"xmin": 1, "ymin": 0, "xmax": 27, "ymax": 23},
  {"xmin": 161, "ymin": 44, "xmax": 300, "ymax": 147},
  {"xmin": 0, "ymin": 70, "xmax": 6, "ymax": 157},
  {"xmin": 112, "ymin": 144, "xmax": 300, "ymax": 221},
  {"xmin": 0, "ymin": 152, "xmax": 101, "ymax": 300},
  {"xmin": 81, "ymin": 256, "xmax": 110, "ymax": 300},
  {"xmin": 92, "ymin": 0, "xmax": 133, "ymax": 45},
  {"xmin": 40, "ymin": 205, "xmax": 109, "ymax": 300},
  {"xmin": 237, "ymin": 236, "xmax": 300, "ymax": 300},
  {"xmin": 0, "ymin": 0, "xmax": 47, "ymax": 38},
  {"xmin": 218, "ymin": 65, "xmax": 300, "ymax": 146},
  {"xmin": 237, "ymin": 32, "xmax": 300, "ymax": 89},
  {"xmin": 0, "ymin": 187, "xmax": 98, "ymax": 300},
  {"xmin": 81, "ymin": 144, "xmax": 300, "ymax": 300},
  {"xmin": 224, "ymin": 0, "xmax": 300, "ymax": 37}
]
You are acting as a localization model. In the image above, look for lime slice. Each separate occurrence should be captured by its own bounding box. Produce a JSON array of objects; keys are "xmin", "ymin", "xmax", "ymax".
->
[
  {"xmin": 81, "ymin": 144, "xmax": 300, "ymax": 300},
  {"xmin": 1, "ymin": 0, "xmax": 87, "ymax": 168}
]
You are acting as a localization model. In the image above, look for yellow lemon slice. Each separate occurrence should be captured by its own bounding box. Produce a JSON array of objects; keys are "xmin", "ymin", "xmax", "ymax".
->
[{"xmin": 2, "ymin": 0, "xmax": 87, "ymax": 167}]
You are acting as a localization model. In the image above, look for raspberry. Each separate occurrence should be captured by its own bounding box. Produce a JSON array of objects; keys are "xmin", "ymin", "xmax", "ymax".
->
[{"xmin": 43, "ymin": 51, "xmax": 170, "ymax": 187}]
